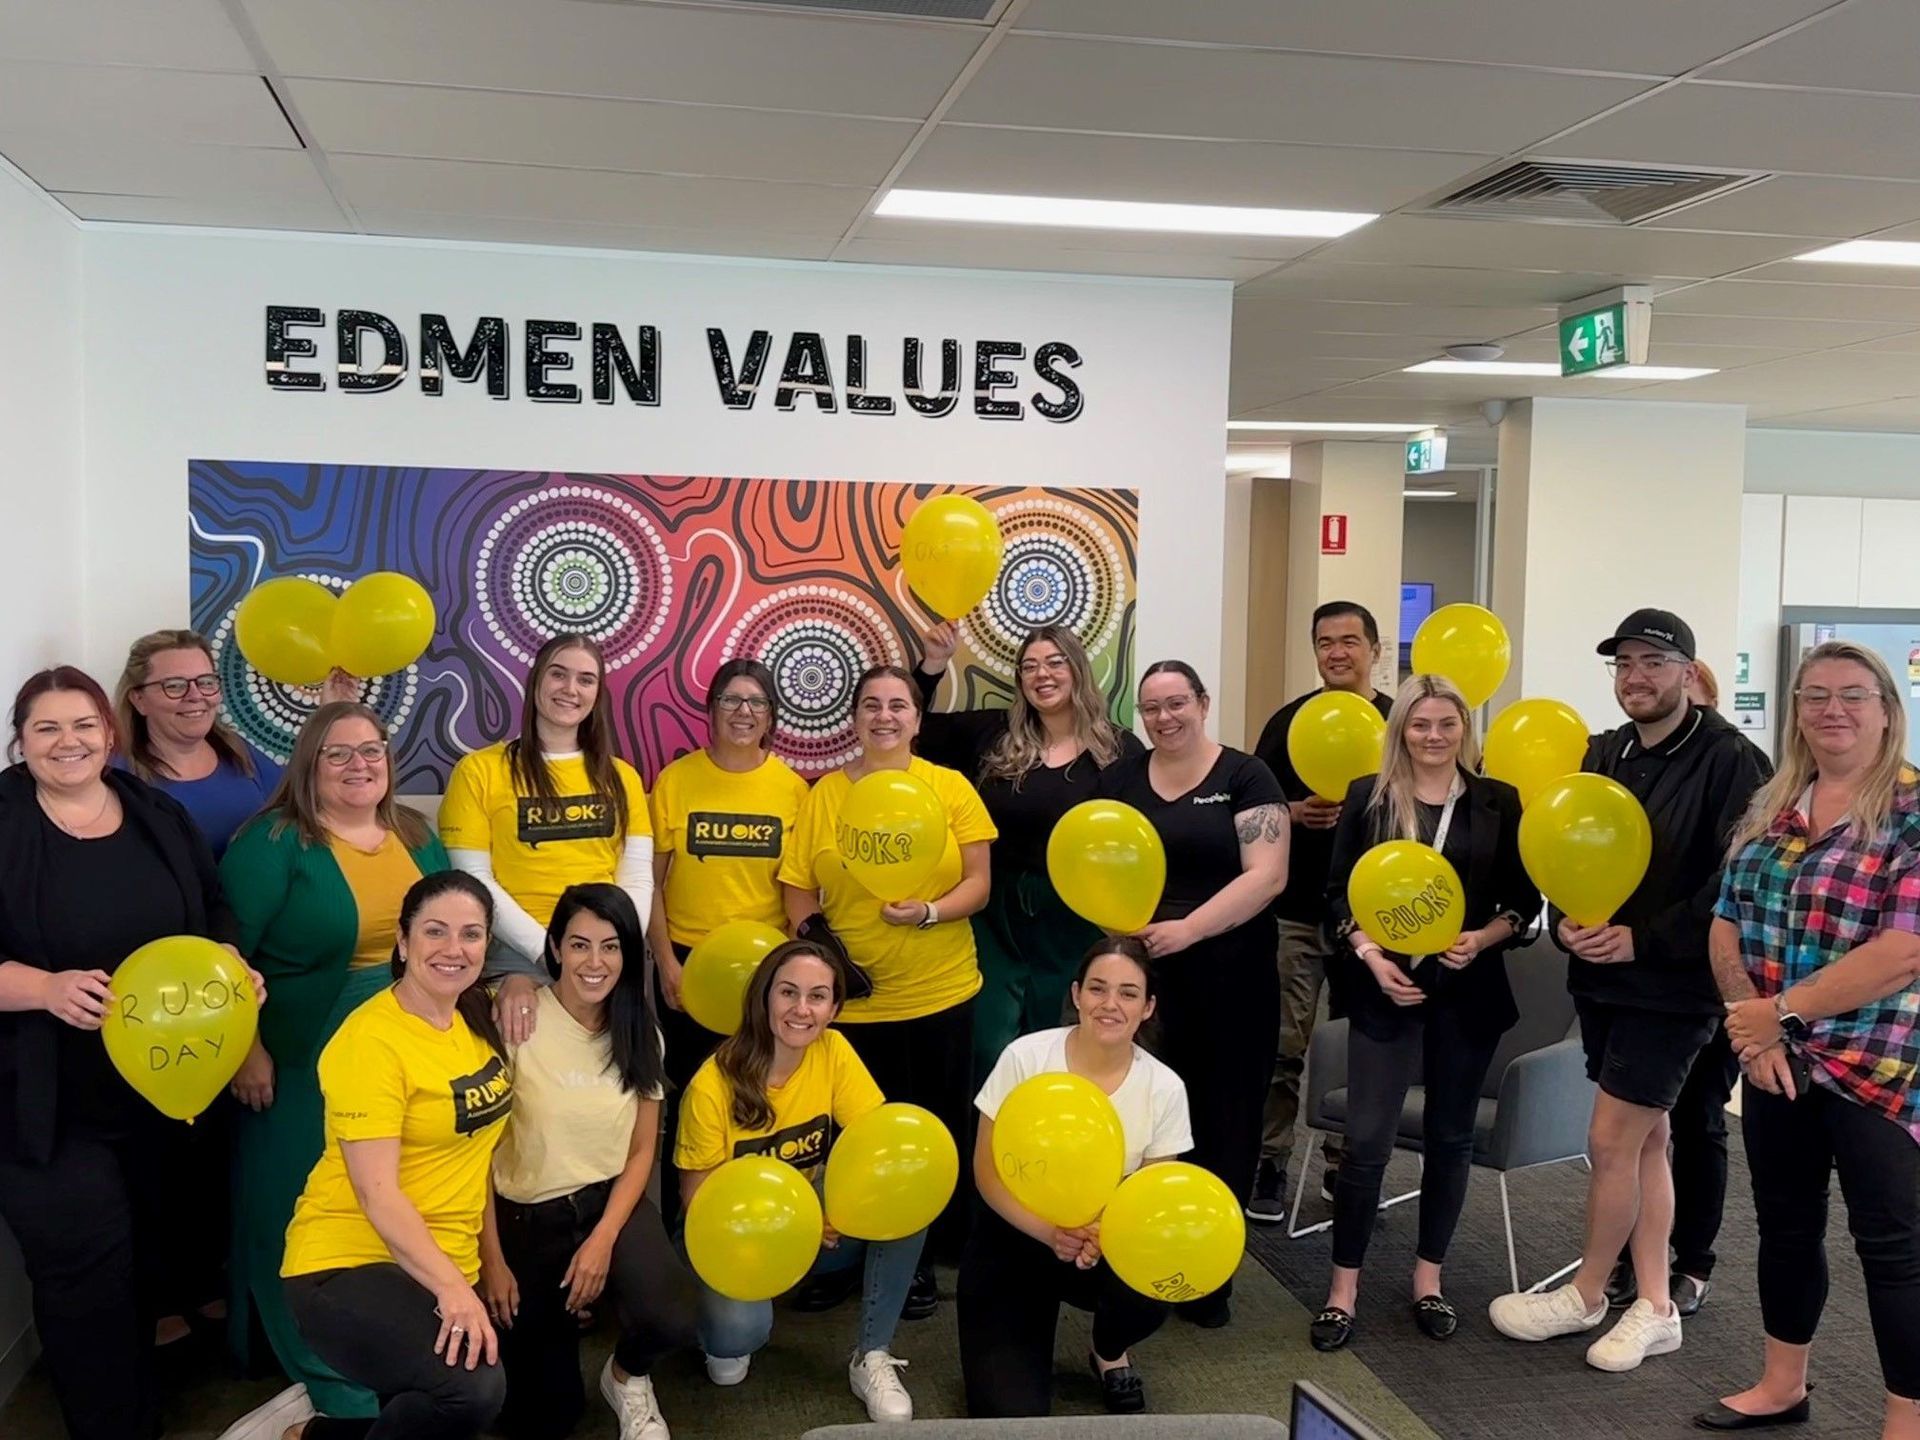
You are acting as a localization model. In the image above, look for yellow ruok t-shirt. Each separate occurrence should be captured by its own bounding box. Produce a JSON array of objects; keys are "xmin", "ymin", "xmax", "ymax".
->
[
  {"xmin": 438, "ymin": 742, "xmax": 652, "ymax": 928},
  {"xmin": 282, "ymin": 988, "xmax": 512, "ymax": 1284},
  {"xmin": 327, "ymin": 832, "xmax": 424, "ymax": 969},
  {"xmin": 652, "ymin": 749, "xmax": 810, "ymax": 946},
  {"xmin": 777, "ymin": 756, "xmax": 997, "ymax": 1024},
  {"xmin": 673, "ymin": 1028, "xmax": 883, "ymax": 1183}
]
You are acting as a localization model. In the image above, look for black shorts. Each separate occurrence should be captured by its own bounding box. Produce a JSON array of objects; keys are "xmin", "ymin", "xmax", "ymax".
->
[{"xmin": 1575, "ymin": 999, "xmax": 1720, "ymax": 1112}]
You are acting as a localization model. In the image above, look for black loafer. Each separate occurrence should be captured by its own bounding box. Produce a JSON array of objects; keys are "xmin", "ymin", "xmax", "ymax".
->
[
  {"xmin": 790, "ymin": 1265, "xmax": 860, "ymax": 1313},
  {"xmin": 1412, "ymin": 1293, "xmax": 1458, "ymax": 1340},
  {"xmin": 1693, "ymin": 1385, "xmax": 1813, "ymax": 1431},
  {"xmin": 1090, "ymin": 1352, "xmax": 1146, "ymax": 1414},
  {"xmin": 901, "ymin": 1265, "xmax": 938, "ymax": 1320},
  {"xmin": 1672, "ymin": 1273, "xmax": 1710, "ymax": 1318},
  {"xmin": 1176, "ymin": 1290, "xmax": 1230, "ymax": 1329},
  {"xmin": 1309, "ymin": 1306, "xmax": 1355, "ymax": 1352},
  {"xmin": 1604, "ymin": 1258, "xmax": 1637, "ymax": 1309}
]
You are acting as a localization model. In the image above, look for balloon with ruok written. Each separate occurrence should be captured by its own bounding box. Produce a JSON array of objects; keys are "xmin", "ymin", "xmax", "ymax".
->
[
  {"xmin": 1346, "ymin": 839, "xmax": 1464, "ymax": 956},
  {"xmin": 837, "ymin": 769, "xmax": 947, "ymax": 902},
  {"xmin": 100, "ymin": 936, "xmax": 258, "ymax": 1122}
]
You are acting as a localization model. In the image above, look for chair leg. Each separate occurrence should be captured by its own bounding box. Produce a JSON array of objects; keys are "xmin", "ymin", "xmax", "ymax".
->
[
  {"xmin": 1500, "ymin": 1172, "xmax": 1520, "ymax": 1295},
  {"xmin": 1288, "ymin": 1131, "xmax": 1330, "ymax": 1239}
]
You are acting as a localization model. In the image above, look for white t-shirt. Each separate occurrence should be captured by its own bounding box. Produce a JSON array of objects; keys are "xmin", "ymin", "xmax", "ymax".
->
[{"xmin": 974, "ymin": 1027, "xmax": 1193, "ymax": 1177}]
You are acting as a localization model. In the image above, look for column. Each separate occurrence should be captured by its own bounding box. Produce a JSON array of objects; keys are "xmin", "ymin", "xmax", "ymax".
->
[{"xmin": 1283, "ymin": 441, "xmax": 1406, "ymax": 699}]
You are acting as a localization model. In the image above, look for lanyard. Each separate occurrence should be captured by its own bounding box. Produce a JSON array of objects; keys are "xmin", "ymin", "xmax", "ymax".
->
[{"xmin": 1411, "ymin": 775, "xmax": 1465, "ymax": 969}]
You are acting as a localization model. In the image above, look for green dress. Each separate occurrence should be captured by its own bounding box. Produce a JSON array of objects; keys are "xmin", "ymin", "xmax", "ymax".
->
[{"xmin": 220, "ymin": 818, "xmax": 451, "ymax": 1417}]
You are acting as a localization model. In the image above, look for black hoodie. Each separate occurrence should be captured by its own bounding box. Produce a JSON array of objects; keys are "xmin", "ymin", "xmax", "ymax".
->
[{"xmin": 1556, "ymin": 704, "xmax": 1771, "ymax": 1015}]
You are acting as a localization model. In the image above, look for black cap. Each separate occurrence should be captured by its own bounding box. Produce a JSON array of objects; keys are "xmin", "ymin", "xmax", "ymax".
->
[{"xmin": 1597, "ymin": 608, "xmax": 1696, "ymax": 661}]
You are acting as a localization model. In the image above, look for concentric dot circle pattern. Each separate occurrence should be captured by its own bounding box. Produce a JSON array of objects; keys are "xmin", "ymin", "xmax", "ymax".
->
[
  {"xmin": 474, "ymin": 485, "xmax": 672, "ymax": 671},
  {"xmin": 966, "ymin": 499, "xmax": 1127, "ymax": 677},
  {"xmin": 208, "ymin": 572, "xmax": 418, "ymax": 763},
  {"xmin": 723, "ymin": 585, "xmax": 903, "ymax": 773}
]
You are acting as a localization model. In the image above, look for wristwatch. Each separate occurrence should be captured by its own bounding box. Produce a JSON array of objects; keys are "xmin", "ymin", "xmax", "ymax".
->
[
  {"xmin": 917, "ymin": 901, "xmax": 941, "ymax": 930},
  {"xmin": 1773, "ymin": 993, "xmax": 1810, "ymax": 1042}
]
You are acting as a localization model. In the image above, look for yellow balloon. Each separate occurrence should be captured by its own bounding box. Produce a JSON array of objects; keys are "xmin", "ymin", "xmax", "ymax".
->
[
  {"xmin": 1519, "ymin": 774, "xmax": 1652, "ymax": 927},
  {"xmin": 681, "ymin": 920, "xmax": 786, "ymax": 1035},
  {"xmin": 1100, "ymin": 1161, "xmax": 1245, "ymax": 1303},
  {"xmin": 1287, "ymin": 691, "xmax": 1387, "ymax": 802},
  {"xmin": 992, "ymin": 1072, "xmax": 1125, "ymax": 1228},
  {"xmin": 824, "ymin": 1103, "xmax": 959, "ymax": 1242},
  {"xmin": 100, "ymin": 936, "xmax": 259, "ymax": 1123},
  {"xmin": 1046, "ymin": 800, "xmax": 1166, "ymax": 933},
  {"xmin": 837, "ymin": 770, "xmax": 947, "ymax": 902},
  {"xmin": 1484, "ymin": 699, "xmax": 1590, "ymax": 807},
  {"xmin": 1411, "ymin": 604, "xmax": 1512, "ymax": 707},
  {"xmin": 234, "ymin": 577, "xmax": 338, "ymax": 687},
  {"xmin": 900, "ymin": 495, "xmax": 1005, "ymax": 618},
  {"xmin": 1346, "ymin": 840, "xmax": 1464, "ymax": 956},
  {"xmin": 684, "ymin": 1156, "xmax": 824, "ymax": 1302},
  {"xmin": 332, "ymin": 572, "xmax": 436, "ymax": 676}
]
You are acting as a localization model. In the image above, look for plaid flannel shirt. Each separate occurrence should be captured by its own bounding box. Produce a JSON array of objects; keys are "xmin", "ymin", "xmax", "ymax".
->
[{"xmin": 1716, "ymin": 766, "xmax": 1920, "ymax": 1143}]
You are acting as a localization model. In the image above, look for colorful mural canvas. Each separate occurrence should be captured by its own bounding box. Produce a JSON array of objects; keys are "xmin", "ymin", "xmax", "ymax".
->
[{"xmin": 188, "ymin": 463, "xmax": 1139, "ymax": 790}]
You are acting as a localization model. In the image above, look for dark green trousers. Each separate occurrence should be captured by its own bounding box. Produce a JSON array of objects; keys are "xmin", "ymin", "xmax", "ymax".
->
[{"xmin": 969, "ymin": 869, "xmax": 1101, "ymax": 1086}]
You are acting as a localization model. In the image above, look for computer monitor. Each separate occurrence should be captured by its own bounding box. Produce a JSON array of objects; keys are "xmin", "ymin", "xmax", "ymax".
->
[
  {"xmin": 1399, "ymin": 581, "xmax": 1435, "ymax": 668},
  {"xmin": 1291, "ymin": 1381, "xmax": 1398, "ymax": 1440}
]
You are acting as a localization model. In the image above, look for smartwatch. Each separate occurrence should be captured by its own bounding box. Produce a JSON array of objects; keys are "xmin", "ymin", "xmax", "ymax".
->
[
  {"xmin": 917, "ymin": 901, "xmax": 941, "ymax": 930},
  {"xmin": 1774, "ymin": 993, "xmax": 1810, "ymax": 1043}
]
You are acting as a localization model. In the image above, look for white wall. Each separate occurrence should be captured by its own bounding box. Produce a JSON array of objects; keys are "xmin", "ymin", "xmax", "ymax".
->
[
  {"xmin": 1747, "ymin": 427, "xmax": 1920, "ymax": 498},
  {"xmin": 1283, "ymin": 442, "xmax": 1405, "ymax": 698},
  {"xmin": 79, "ymin": 229, "xmax": 1233, "ymax": 699},
  {"xmin": 1401, "ymin": 498, "xmax": 1476, "ymax": 609},
  {"xmin": 1735, "ymin": 493, "xmax": 1784, "ymax": 759}
]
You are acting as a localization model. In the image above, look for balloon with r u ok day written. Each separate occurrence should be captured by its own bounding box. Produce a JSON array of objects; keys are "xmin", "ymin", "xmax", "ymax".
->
[{"xmin": 100, "ymin": 936, "xmax": 258, "ymax": 1122}]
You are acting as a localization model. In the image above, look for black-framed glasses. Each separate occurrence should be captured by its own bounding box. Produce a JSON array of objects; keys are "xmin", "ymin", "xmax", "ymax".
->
[
  {"xmin": 716, "ymin": 694, "xmax": 771, "ymax": 714},
  {"xmin": 318, "ymin": 741, "xmax": 389, "ymax": 768},
  {"xmin": 140, "ymin": 674, "xmax": 221, "ymax": 700}
]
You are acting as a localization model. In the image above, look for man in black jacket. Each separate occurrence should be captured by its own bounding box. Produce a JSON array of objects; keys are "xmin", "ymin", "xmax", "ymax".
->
[
  {"xmin": 1491, "ymin": 609, "xmax": 1770, "ymax": 1373},
  {"xmin": 1246, "ymin": 600, "xmax": 1395, "ymax": 1225}
]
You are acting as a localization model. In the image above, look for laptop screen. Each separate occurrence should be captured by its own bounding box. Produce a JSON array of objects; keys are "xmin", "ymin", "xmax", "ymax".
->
[{"xmin": 1291, "ymin": 1381, "xmax": 1396, "ymax": 1440}]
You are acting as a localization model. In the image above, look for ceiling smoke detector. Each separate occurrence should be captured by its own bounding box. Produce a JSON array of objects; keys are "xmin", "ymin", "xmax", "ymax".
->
[{"xmin": 1445, "ymin": 343, "xmax": 1505, "ymax": 363}]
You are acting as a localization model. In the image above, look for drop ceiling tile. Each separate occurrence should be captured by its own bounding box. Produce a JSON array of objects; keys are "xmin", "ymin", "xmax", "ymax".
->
[
  {"xmin": 1323, "ymin": 215, "xmax": 1810, "ymax": 277},
  {"xmin": 948, "ymin": 37, "xmax": 1652, "ymax": 151},
  {"xmin": 285, "ymin": 80, "xmax": 916, "ymax": 187},
  {"xmin": 1230, "ymin": 330, "xmax": 1471, "ymax": 364},
  {"xmin": 352, "ymin": 208, "xmax": 838, "ymax": 260},
  {"xmin": 55, "ymin": 191, "xmax": 351, "ymax": 231},
  {"xmin": 1639, "ymin": 175, "xmax": 1920, "ymax": 238},
  {"xmin": 1239, "ymin": 260, "xmax": 1686, "ymax": 308},
  {"xmin": 0, "ymin": 135, "xmax": 330, "ymax": 201},
  {"xmin": 1017, "ymin": 0, "xmax": 1835, "ymax": 76},
  {"xmin": 1739, "ymin": 258, "xmax": 1920, "ymax": 288},
  {"xmin": 329, "ymin": 153, "xmax": 868, "ymax": 233},
  {"xmin": 853, "ymin": 214, "xmax": 1322, "ymax": 261},
  {"xmin": 0, "ymin": 61, "xmax": 297, "ymax": 147},
  {"xmin": 1705, "ymin": 0, "xmax": 1920, "ymax": 94},
  {"xmin": 1651, "ymin": 311, "xmax": 1920, "ymax": 345},
  {"xmin": 1231, "ymin": 295, "xmax": 1559, "ymax": 337},
  {"xmin": 1828, "ymin": 330, "xmax": 1920, "ymax": 354},
  {"xmin": 1662, "ymin": 278, "xmax": 1920, "ymax": 322},
  {"xmin": 1761, "ymin": 398, "xmax": 1920, "ymax": 428},
  {"xmin": 241, "ymin": 0, "xmax": 980, "ymax": 119},
  {"xmin": 0, "ymin": 0, "xmax": 257, "ymax": 71},
  {"xmin": 1560, "ymin": 84, "xmax": 1920, "ymax": 180},
  {"xmin": 905, "ymin": 128, "xmax": 1492, "ymax": 212}
]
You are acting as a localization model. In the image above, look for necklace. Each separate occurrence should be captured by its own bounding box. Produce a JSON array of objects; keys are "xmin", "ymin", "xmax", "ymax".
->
[{"xmin": 38, "ymin": 785, "xmax": 111, "ymax": 837}]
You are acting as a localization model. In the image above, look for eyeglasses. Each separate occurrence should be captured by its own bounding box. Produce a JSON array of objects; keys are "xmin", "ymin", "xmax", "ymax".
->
[
  {"xmin": 1017, "ymin": 656, "xmax": 1071, "ymax": 677},
  {"xmin": 318, "ymin": 741, "xmax": 389, "ymax": 767},
  {"xmin": 1604, "ymin": 655, "xmax": 1684, "ymax": 678},
  {"xmin": 139, "ymin": 674, "xmax": 221, "ymax": 700},
  {"xmin": 1796, "ymin": 686, "xmax": 1882, "ymax": 711},
  {"xmin": 716, "ymin": 694, "xmax": 771, "ymax": 714},
  {"xmin": 1138, "ymin": 695, "xmax": 1196, "ymax": 720}
]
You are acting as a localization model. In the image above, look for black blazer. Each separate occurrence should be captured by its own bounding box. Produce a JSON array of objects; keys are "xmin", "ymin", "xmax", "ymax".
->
[
  {"xmin": 0, "ymin": 763, "xmax": 235, "ymax": 1163},
  {"xmin": 1324, "ymin": 770, "xmax": 1539, "ymax": 1042}
]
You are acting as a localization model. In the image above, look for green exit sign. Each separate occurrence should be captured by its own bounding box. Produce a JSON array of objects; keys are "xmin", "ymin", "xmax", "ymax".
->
[
  {"xmin": 1405, "ymin": 434, "xmax": 1446, "ymax": 474},
  {"xmin": 1560, "ymin": 303, "xmax": 1628, "ymax": 376}
]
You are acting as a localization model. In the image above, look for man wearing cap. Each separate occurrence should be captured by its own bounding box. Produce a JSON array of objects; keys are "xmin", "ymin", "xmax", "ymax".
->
[{"xmin": 1490, "ymin": 608, "xmax": 1770, "ymax": 1373}]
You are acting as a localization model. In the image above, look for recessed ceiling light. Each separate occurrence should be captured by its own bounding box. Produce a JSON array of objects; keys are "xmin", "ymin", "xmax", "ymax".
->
[
  {"xmin": 1796, "ymin": 240, "xmax": 1920, "ymax": 267},
  {"xmin": 875, "ymin": 188, "xmax": 1377, "ymax": 238},
  {"xmin": 1403, "ymin": 488, "xmax": 1456, "ymax": 499},
  {"xmin": 1225, "ymin": 451, "xmax": 1292, "ymax": 474},
  {"xmin": 1404, "ymin": 360, "xmax": 1717, "ymax": 380},
  {"xmin": 1227, "ymin": 421, "xmax": 1432, "ymax": 433}
]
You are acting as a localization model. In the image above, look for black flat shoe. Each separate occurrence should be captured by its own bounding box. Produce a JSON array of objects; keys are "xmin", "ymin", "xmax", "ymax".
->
[
  {"xmin": 1412, "ymin": 1293, "xmax": 1458, "ymax": 1340},
  {"xmin": 1604, "ymin": 1258, "xmax": 1637, "ymax": 1309},
  {"xmin": 1309, "ymin": 1306, "xmax": 1355, "ymax": 1352},
  {"xmin": 1672, "ymin": 1273, "xmax": 1710, "ymax": 1318},
  {"xmin": 901, "ymin": 1265, "xmax": 938, "ymax": 1320},
  {"xmin": 1692, "ymin": 1386, "xmax": 1813, "ymax": 1431},
  {"xmin": 1090, "ymin": 1352, "xmax": 1146, "ymax": 1414},
  {"xmin": 1176, "ymin": 1290, "xmax": 1230, "ymax": 1329},
  {"xmin": 790, "ymin": 1265, "xmax": 860, "ymax": 1313}
]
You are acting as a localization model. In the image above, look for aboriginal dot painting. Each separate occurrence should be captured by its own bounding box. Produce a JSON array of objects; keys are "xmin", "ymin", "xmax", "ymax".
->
[{"xmin": 188, "ymin": 462, "xmax": 1138, "ymax": 789}]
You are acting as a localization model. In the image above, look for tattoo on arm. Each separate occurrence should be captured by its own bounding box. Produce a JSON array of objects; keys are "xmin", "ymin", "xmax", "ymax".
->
[
  {"xmin": 1236, "ymin": 804, "xmax": 1284, "ymax": 846},
  {"xmin": 1709, "ymin": 925, "xmax": 1758, "ymax": 1003}
]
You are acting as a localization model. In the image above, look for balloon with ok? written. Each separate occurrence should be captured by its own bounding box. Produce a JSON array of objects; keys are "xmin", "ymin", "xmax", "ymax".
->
[
  {"xmin": 101, "ymin": 936, "xmax": 258, "ymax": 1122},
  {"xmin": 1345, "ymin": 840, "xmax": 1464, "ymax": 957}
]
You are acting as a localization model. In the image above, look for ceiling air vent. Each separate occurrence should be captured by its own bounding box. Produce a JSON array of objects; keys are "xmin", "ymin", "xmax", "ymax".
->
[{"xmin": 1421, "ymin": 160, "xmax": 1768, "ymax": 226}]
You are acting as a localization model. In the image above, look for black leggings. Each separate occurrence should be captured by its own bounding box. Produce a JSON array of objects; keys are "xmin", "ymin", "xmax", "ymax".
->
[
  {"xmin": 285, "ymin": 1265, "xmax": 506, "ymax": 1439},
  {"xmin": 1743, "ymin": 1078, "xmax": 1920, "ymax": 1398},
  {"xmin": 1332, "ymin": 1008, "xmax": 1500, "ymax": 1270},
  {"xmin": 656, "ymin": 943, "xmax": 723, "ymax": 1228},
  {"xmin": 493, "ymin": 1185, "xmax": 698, "ymax": 1440},
  {"xmin": 839, "ymin": 998, "xmax": 976, "ymax": 1257},
  {"xmin": 957, "ymin": 1208, "xmax": 1167, "ymax": 1417}
]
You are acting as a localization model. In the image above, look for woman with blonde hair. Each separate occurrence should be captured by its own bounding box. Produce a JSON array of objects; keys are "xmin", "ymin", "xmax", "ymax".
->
[
  {"xmin": 914, "ymin": 622, "xmax": 1142, "ymax": 1081},
  {"xmin": 1310, "ymin": 675, "xmax": 1537, "ymax": 1351},
  {"xmin": 1701, "ymin": 642, "xmax": 1920, "ymax": 1437}
]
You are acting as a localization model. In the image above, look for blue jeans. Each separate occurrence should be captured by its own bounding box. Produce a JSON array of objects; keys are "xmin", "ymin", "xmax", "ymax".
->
[{"xmin": 698, "ymin": 1228, "xmax": 926, "ymax": 1360}]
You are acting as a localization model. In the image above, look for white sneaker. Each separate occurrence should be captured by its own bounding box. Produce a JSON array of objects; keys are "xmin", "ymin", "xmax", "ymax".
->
[
  {"xmin": 216, "ymin": 1384, "xmax": 315, "ymax": 1440},
  {"xmin": 849, "ymin": 1349, "xmax": 913, "ymax": 1422},
  {"xmin": 1586, "ymin": 1297, "xmax": 1683, "ymax": 1372},
  {"xmin": 1488, "ymin": 1282, "xmax": 1607, "ymax": 1341},
  {"xmin": 600, "ymin": 1357, "xmax": 670, "ymax": 1440},
  {"xmin": 705, "ymin": 1353, "xmax": 751, "ymax": 1387}
]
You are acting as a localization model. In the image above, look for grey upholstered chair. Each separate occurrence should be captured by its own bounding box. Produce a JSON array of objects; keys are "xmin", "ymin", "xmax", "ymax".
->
[{"xmin": 804, "ymin": 1417, "xmax": 1290, "ymax": 1440}]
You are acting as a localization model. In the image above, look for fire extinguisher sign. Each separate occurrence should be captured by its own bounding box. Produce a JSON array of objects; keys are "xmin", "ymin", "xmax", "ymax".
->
[{"xmin": 1321, "ymin": 513, "xmax": 1349, "ymax": 555}]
